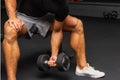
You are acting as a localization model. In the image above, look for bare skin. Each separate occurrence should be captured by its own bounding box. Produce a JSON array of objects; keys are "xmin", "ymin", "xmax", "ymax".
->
[
  {"xmin": 48, "ymin": 15, "xmax": 87, "ymax": 68},
  {"xmin": 3, "ymin": 0, "xmax": 87, "ymax": 80}
]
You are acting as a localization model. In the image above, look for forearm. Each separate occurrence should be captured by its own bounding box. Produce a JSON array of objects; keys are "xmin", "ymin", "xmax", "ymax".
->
[
  {"xmin": 51, "ymin": 20, "xmax": 64, "ymax": 57},
  {"xmin": 51, "ymin": 30, "xmax": 63, "ymax": 56},
  {"xmin": 5, "ymin": 0, "xmax": 17, "ymax": 18}
]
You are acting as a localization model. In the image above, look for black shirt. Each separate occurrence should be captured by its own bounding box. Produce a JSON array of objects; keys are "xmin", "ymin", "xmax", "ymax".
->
[{"xmin": 18, "ymin": 0, "xmax": 69, "ymax": 21}]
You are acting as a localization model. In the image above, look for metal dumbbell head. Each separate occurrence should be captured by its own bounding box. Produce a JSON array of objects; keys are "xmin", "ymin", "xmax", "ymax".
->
[
  {"xmin": 103, "ymin": 12, "xmax": 112, "ymax": 19},
  {"xmin": 37, "ymin": 52, "xmax": 70, "ymax": 72},
  {"xmin": 111, "ymin": 11, "xmax": 118, "ymax": 19},
  {"xmin": 57, "ymin": 52, "xmax": 70, "ymax": 71},
  {"xmin": 37, "ymin": 54, "xmax": 50, "ymax": 71}
]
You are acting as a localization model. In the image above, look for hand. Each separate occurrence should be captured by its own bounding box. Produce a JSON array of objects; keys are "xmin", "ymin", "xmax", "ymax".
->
[
  {"xmin": 8, "ymin": 17, "xmax": 24, "ymax": 32},
  {"xmin": 48, "ymin": 56, "xmax": 57, "ymax": 67}
]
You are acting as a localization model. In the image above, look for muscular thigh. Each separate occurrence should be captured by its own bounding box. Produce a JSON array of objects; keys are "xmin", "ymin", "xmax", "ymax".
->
[
  {"xmin": 49, "ymin": 15, "xmax": 81, "ymax": 32},
  {"xmin": 63, "ymin": 15, "xmax": 79, "ymax": 31}
]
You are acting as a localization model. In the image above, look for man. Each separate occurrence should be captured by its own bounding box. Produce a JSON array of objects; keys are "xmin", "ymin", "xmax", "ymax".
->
[{"xmin": 2, "ymin": 0, "xmax": 105, "ymax": 80}]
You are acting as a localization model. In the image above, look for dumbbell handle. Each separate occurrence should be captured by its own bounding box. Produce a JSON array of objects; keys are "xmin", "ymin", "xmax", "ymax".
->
[{"xmin": 44, "ymin": 60, "xmax": 48, "ymax": 64}]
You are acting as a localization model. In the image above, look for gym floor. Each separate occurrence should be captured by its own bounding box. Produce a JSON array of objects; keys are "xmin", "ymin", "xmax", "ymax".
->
[{"xmin": 1, "ymin": 9, "xmax": 120, "ymax": 80}]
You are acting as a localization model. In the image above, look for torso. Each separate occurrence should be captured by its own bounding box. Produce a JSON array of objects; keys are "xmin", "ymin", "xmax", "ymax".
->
[{"xmin": 18, "ymin": 0, "xmax": 69, "ymax": 21}]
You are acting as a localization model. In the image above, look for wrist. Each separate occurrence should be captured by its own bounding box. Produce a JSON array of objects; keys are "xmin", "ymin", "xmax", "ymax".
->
[
  {"xmin": 9, "ymin": 15, "xmax": 17, "ymax": 19},
  {"xmin": 8, "ymin": 12, "xmax": 17, "ymax": 19},
  {"xmin": 51, "ymin": 54, "xmax": 58, "ymax": 57}
]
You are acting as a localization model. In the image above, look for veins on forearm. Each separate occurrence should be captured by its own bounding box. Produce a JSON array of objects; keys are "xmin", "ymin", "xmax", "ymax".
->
[{"xmin": 5, "ymin": 0, "xmax": 17, "ymax": 18}]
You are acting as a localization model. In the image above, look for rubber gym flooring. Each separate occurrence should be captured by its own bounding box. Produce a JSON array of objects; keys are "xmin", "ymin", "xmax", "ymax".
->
[{"xmin": 1, "ymin": 9, "xmax": 120, "ymax": 80}]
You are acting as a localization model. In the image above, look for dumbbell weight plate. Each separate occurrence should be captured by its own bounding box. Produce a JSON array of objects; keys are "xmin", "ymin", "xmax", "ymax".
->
[
  {"xmin": 57, "ymin": 52, "xmax": 70, "ymax": 71},
  {"xmin": 111, "ymin": 11, "xmax": 118, "ymax": 19},
  {"xmin": 37, "ymin": 54, "xmax": 50, "ymax": 71}
]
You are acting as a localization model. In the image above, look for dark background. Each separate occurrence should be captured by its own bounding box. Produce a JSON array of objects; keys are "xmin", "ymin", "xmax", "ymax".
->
[
  {"xmin": 68, "ymin": 0, "xmax": 120, "ymax": 3},
  {"xmin": 1, "ymin": 0, "xmax": 120, "ymax": 80},
  {"xmin": 82, "ymin": 0, "xmax": 120, "ymax": 3}
]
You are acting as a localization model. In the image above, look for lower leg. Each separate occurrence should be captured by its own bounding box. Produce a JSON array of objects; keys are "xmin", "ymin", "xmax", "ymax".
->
[
  {"xmin": 70, "ymin": 21, "xmax": 87, "ymax": 69},
  {"xmin": 63, "ymin": 15, "xmax": 88, "ymax": 69},
  {"xmin": 73, "ymin": 30, "xmax": 105, "ymax": 78},
  {"xmin": 2, "ymin": 22, "xmax": 27, "ymax": 80},
  {"xmin": 63, "ymin": 16, "xmax": 105, "ymax": 78},
  {"xmin": 3, "ymin": 39, "xmax": 20, "ymax": 80}
]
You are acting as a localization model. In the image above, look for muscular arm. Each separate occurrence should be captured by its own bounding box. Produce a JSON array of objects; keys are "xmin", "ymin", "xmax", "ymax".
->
[
  {"xmin": 51, "ymin": 20, "xmax": 64, "ymax": 57},
  {"xmin": 5, "ymin": 0, "xmax": 24, "ymax": 31},
  {"xmin": 48, "ymin": 20, "xmax": 64, "ymax": 67},
  {"xmin": 5, "ymin": 0, "xmax": 17, "ymax": 18}
]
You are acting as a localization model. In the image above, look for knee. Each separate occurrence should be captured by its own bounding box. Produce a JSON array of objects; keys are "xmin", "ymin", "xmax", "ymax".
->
[
  {"xmin": 52, "ymin": 25, "xmax": 63, "ymax": 33},
  {"xmin": 74, "ymin": 19, "xmax": 84, "ymax": 34},
  {"xmin": 3, "ymin": 21, "xmax": 18, "ymax": 43},
  {"xmin": 53, "ymin": 27, "xmax": 62, "ymax": 32}
]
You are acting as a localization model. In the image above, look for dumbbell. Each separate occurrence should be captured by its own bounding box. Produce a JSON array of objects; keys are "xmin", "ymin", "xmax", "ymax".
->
[
  {"xmin": 111, "ymin": 10, "xmax": 118, "ymax": 20},
  {"xmin": 36, "ymin": 52, "xmax": 70, "ymax": 72},
  {"xmin": 103, "ymin": 12, "xmax": 112, "ymax": 19}
]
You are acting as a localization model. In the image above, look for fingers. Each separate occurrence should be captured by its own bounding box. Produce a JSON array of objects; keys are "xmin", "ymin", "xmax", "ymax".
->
[
  {"xmin": 48, "ymin": 60, "xmax": 56, "ymax": 67},
  {"xmin": 48, "ymin": 56, "xmax": 57, "ymax": 67},
  {"xmin": 8, "ymin": 18, "xmax": 24, "ymax": 32},
  {"xmin": 11, "ymin": 21, "xmax": 20, "ymax": 31}
]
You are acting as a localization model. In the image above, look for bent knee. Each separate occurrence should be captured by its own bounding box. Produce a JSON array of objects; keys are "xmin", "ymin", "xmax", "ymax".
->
[
  {"xmin": 3, "ymin": 21, "xmax": 18, "ymax": 42},
  {"xmin": 74, "ymin": 19, "xmax": 84, "ymax": 34},
  {"xmin": 4, "ymin": 21, "xmax": 17, "ymax": 32},
  {"xmin": 52, "ymin": 25, "xmax": 63, "ymax": 32}
]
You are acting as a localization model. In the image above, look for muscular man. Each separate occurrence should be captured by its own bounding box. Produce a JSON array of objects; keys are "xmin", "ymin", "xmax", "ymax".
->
[{"xmin": 2, "ymin": 0, "xmax": 105, "ymax": 80}]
